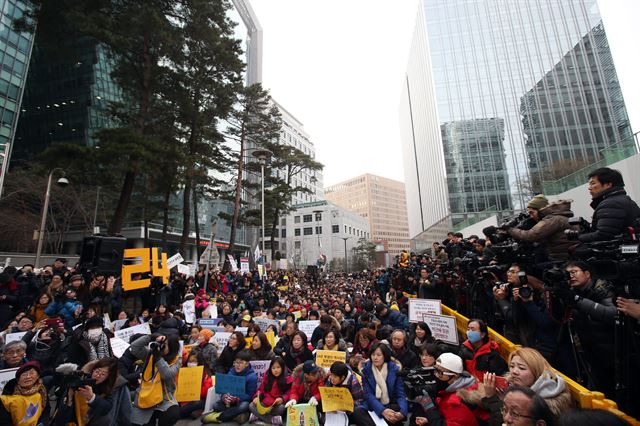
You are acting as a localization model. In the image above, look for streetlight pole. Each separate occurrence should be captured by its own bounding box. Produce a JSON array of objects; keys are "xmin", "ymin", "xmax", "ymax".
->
[
  {"xmin": 93, "ymin": 186, "xmax": 101, "ymax": 234},
  {"xmin": 252, "ymin": 149, "xmax": 272, "ymax": 280},
  {"xmin": 35, "ymin": 168, "xmax": 69, "ymax": 267},
  {"xmin": 339, "ymin": 236, "xmax": 349, "ymax": 273}
]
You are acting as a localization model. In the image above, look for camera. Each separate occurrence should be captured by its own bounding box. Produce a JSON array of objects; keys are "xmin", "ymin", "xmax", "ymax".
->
[
  {"xmin": 149, "ymin": 341, "xmax": 166, "ymax": 353},
  {"xmin": 55, "ymin": 364, "xmax": 97, "ymax": 390},
  {"xmin": 517, "ymin": 272, "xmax": 533, "ymax": 299}
]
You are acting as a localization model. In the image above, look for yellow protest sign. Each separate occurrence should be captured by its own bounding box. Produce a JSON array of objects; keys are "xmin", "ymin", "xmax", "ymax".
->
[
  {"xmin": 319, "ymin": 387, "xmax": 354, "ymax": 413},
  {"xmin": 175, "ymin": 365, "xmax": 204, "ymax": 402},
  {"xmin": 266, "ymin": 330, "xmax": 275, "ymax": 348},
  {"xmin": 292, "ymin": 311, "xmax": 302, "ymax": 319},
  {"xmin": 315, "ymin": 350, "xmax": 346, "ymax": 369},
  {"xmin": 277, "ymin": 285, "xmax": 289, "ymax": 291},
  {"xmin": 403, "ymin": 291, "xmax": 417, "ymax": 299}
]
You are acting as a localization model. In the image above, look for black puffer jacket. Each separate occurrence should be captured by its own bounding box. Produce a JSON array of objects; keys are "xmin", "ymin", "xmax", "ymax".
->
[{"xmin": 579, "ymin": 187, "xmax": 640, "ymax": 243}]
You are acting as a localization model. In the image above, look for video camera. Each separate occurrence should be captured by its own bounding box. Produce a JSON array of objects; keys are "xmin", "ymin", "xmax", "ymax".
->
[{"xmin": 55, "ymin": 363, "xmax": 96, "ymax": 390}]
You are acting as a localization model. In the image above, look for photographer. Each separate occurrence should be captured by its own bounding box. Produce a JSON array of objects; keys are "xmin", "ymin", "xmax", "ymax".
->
[
  {"xmin": 554, "ymin": 261, "xmax": 617, "ymax": 396},
  {"xmin": 130, "ymin": 333, "xmax": 181, "ymax": 426},
  {"xmin": 45, "ymin": 286, "xmax": 82, "ymax": 329},
  {"xmin": 506, "ymin": 196, "xmax": 574, "ymax": 262},
  {"xmin": 53, "ymin": 357, "xmax": 131, "ymax": 426},
  {"xmin": 577, "ymin": 167, "xmax": 640, "ymax": 243},
  {"xmin": 492, "ymin": 264, "xmax": 533, "ymax": 345}
]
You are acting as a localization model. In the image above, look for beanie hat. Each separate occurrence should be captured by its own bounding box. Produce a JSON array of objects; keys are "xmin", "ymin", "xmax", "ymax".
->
[
  {"xmin": 527, "ymin": 194, "xmax": 549, "ymax": 210},
  {"xmin": 436, "ymin": 352, "xmax": 464, "ymax": 374},
  {"xmin": 17, "ymin": 361, "xmax": 41, "ymax": 379},
  {"xmin": 199, "ymin": 328, "xmax": 214, "ymax": 342}
]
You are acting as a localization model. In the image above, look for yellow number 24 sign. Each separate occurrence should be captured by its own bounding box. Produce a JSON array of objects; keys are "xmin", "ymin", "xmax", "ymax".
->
[{"xmin": 122, "ymin": 248, "xmax": 170, "ymax": 291}]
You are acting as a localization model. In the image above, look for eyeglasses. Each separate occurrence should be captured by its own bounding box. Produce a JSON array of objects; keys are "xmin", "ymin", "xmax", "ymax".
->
[
  {"xmin": 501, "ymin": 406, "xmax": 533, "ymax": 421},
  {"xmin": 434, "ymin": 368, "xmax": 455, "ymax": 376},
  {"xmin": 92, "ymin": 369, "xmax": 109, "ymax": 377}
]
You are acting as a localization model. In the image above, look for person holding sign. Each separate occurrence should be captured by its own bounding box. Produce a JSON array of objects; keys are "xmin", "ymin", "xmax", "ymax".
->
[
  {"xmin": 323, "ymin": 361, "xmax": 364, "ymax": 423},
  {"xmin": 203, "ymin": 350, "xmax": 257, "ymax": 423},
  {"xmin": 248, "ymin": 357, "xmax": 291, "ymax": 425},
  {"xmin": 178, "ymin": 353, "xmax": 213, "ymax": 420},
  {"xmin": 354, "ymin": 342, "xmax": 408, "ymax": 426},
  {"xmin": 286, "ymin": 360, "xmax": 325, "ymax": 410}
]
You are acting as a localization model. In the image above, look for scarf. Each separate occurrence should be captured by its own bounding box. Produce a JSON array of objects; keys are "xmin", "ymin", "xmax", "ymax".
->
[
  {"xmin": 14, "ymin": 378, "xmax": 48, "ymax": 409},
  {"xmin": 372, "ymin": 363, "xmax": 390, "ymax": 405},
  {"xmin": 83, "ymin": 331, "xmax": 111, "ymax": 361}
]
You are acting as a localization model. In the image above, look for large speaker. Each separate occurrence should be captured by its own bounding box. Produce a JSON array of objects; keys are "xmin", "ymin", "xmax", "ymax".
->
[{"xmin": 78, "ymin": 236, "xmax": 127, "ymax": 276}]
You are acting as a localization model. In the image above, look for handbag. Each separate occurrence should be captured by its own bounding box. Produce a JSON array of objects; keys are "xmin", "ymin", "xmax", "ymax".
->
[{"xmin": 137, "ymin": 354, "xmax": 164, "ymax": 409}]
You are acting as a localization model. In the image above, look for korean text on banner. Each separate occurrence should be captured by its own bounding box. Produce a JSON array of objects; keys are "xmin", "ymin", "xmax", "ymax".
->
[
  {"xmin": 227, "ymin": 255, "xmax": 238, "ymax": 272},
  {"xmin": 408, "ymin": 298, "xmax": 442, "ymax": 322},
  {"xmin": 175, "ymin": 366, "xmax": 204, "ymax": 402},
  {"xmin": 319, "ymin": 387, "xmax": 354, "ymax": 413},
  {"xmin": 167, "ymin": 253, "xmax": 184, "ymax": 269},
  {"xmin": 298, "ymin": 320, "xmax": 320, "ymax": 341},
  {"xmin": 110, "ymin": 337, "xmax": 131, "ymax": 358},
  {"xmin": 315, "ymin": 350, "xmax": 347, "ymax": 369},
  {"xmin": 286, "ymin": 403, "xmax": 320, "ymax": 426},
  {"xmin": 254, "ymin": 317, "xmax": 281, "ymax": 333},
  {"xmin": 0, "ymin": 368, "xmax": 18, "ymax": 394},
  {"xmin": 210, "ymin": 332, "xmax": 231, "ymax": 349},
  {"xmin": 250, "ymin": 360, "xmax": 270, "ymax": 388},
  {"xmin": 422, "ymin": 314, "xmax": 459, "ymax": 345},
  {"xmin": 182, "ymin": 299, "xmax": 196, "ymax": 324},
  {"xmin": 4, "ymin": 331, "xmax": 27, "ymax": 344},
  {"xmin": 240, "ymin": 257, "xmax": 249, "ymax": 273},
  {"xmin": 198, "ymin": 319, "xmax": 218, "ymax": 330},
  {"xmin": 214, "ymin": 373, "xmax": 246, "ymax": 396},
  {"xmin": 114, "ymin": 322, "xmax": 151, "ymax": 343}
]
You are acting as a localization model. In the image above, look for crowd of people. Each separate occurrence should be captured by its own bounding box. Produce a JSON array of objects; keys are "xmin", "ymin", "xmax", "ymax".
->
[{"xmin": 0, "ymin": 166, "xmax": 638, "ymax": 426}]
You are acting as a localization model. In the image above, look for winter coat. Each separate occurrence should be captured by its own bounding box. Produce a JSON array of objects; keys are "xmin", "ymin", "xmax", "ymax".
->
[
  {"xmin": 379, "ymin": 309, "xmax": 408, "ymax": 330},
  {"xmin": 45, "ymin": 299, "xmax": 81, "ymax": 328},
  {"xmin": 216, "ymin": 345, "xmax": 244, "ymax": 374},
  {"xmin": 284, "ymin": 345, "xmax": 314, "ymax": 372},
  {"xmin": 360, "ymin": 360, "xmax": 408, "ymax": 418},
  {"xmin": 290, "ymin": 363, "xmax": 325, "ymax": 403},
  {"xmin": 508, "ymin": 200, "xmax": 574, "ymax": 261},
  {"xmin": 435, "ymin": 375, "xmax": 482, "ymax": 426},
  {"xmin": 225, "ymin": 365, "xmax": 258, "ymax": 402},
  {"xmin": 459, "ymin": 340, "xmax": 507, "ymax": 378},
  {"xmin": 29, "ymin": 303, "xmax": 50, "ymax": 323},
  {"xmin": 190, "ymin": 342, "xmax": 218, "ymax": 372},
  {"xmin": 392, "ymin": 346, "xmax": 419, "ymax": 375},
  {"xmin": 23, "ymin": 329, "xmax": 62, "ymax": 374},
  {"xmin": 324, "ymin": 370, "xmax": 364, "ymax": 411},
  {"xmin": 0, "ymin": 283, "xmax": 19, "ymax": 328},
  {"xmin": 15, "ymin": 272, "xmax": 41, "ymax": 310},
  {"xmin": 256, "ymin": 375, "xmax": 292, "ymax": 407},
  {"xmin": 0, "ymin": 377, "xmax": 49, "ymax": 425},
  {"xmin": 579, "ymin": 187, "xmax": 640, "ymax": 243}
]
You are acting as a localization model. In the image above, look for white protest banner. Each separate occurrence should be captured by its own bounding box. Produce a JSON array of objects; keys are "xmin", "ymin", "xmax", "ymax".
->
[
  {"xmin": 110, "ymin": 337, "xmax": 131, "ymax": 358},
  {"xmin": 167, "ymin": 253, "xmax": 184, "ymax": 269},
  {"xmin": 103, "ymin": 313, "xmax": 112, "ymax": 331},
  {"xmin": 188, "ymin": 263, "xmax": 197, "ymax": 277},
  {"xmin": 177, "ymin": 264, "xmax": 190, "ymax": 276},
  {"xmin": 250, "ymin": 360, "xmax": 271, "ymax": 387},
  {"xmin": 114, "ymin": 322, "xmax": 151, "ymax": 343},
  {"xmin": 422, "ymin": 314, "xmax": 459, "ymax": 345},
  {"xmin": 298, "ymin": 320, "xmax": 320, "ymax": 341},
  {"xmin": 0, "ymin": 368, "xmax": 18, "ymax": 393},
  {"xmin": 277, "ymin": 259, "xmax": 288, "ymax": 270},
  {"xmin": 211, "ymin": 332, "xmax": 232, "ymax": 350},
  {"xmin": 240, "ymin": 257, "xmax": 249, "ymax": 274},
  {"xmin": 198, "ymin": 319, "xmax": 218, "ymax": 329},
  {"xmin": 113, "ymin": 319, "xmax": 127, "ymax": 331},
  {"xmin": 182, "ymin": 299, "xmax": 196, "ymax": 324},
  {"xmin": 235, "ymin": 326, "xmax": 248, "ymax": 336},
  {"xmin": 227, "ymin": 255, "xmax": 238, "ymax": 272},
  {"xmin": 408, "ymin": 298, "xmax": 442, "ymax": 322},
  {"xmin": 4, "ymin": 331, "xmax": 27, "ymax": 344},
  {"xmin": 254, "ymin": 317, "xmax": 281, "ymax": 333},
  {"xmin": 204, "ymin": 304, "xmax": 218, "ymax": 319}
]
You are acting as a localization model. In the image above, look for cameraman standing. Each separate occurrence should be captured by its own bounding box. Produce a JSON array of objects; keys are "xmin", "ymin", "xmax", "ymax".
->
[{"xmin": 554, "ymin": 261, "xmax": 617, "ymax": 397}]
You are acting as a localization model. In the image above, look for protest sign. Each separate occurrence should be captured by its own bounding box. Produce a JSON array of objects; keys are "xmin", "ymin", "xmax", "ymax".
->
[
  {"xmin": 203, "ymin": 304, "xmax": 218, "ymax": 319},
  {"xmin": 112, "ymin": 319, "xmax": 127, "ymax": 331},
  {"xmin": 0, "ymin": 368, "xmax": 18, "ymax": 393},
  {"xmin": 236, "ymin": 326, "xmax": 248, "ymax": 336},
  {"xmin": 298, "ymin": 320, "xmax": 319, "ymax": 341},
  {"xmin": 182, "ymin": 299, "xmax": 196, "ymax": 324},
  {"xmin": 177, "ymin": 264, "xmax": 190, "ymax": 276},
  {"xmin": 249, "ymin": 360, "xmax": 270, "ymax": 387},
  {"xmin": 175, "ymin": 366, "xmax": 204, "ymax": 402},
  {"xmin": 240, "ymin": 257, "xmax": 249, "ymax": 273},
  {"xmin": 215, "ymin": 373, "xmax": 246, "ymax": 395},
  {"xmin": 167, "ymin": 253, "xmax": 184, "ymax": 269},
  {"xmin": 325, "ymin": 412, "xmax": 349, "ymax": 426},
  {"xmin": 277, "ymin": 285, "xmax": 289, "ymax": 291},
  {"xmin": 422, "ymin": 314, "xmax": 459, "ymax": 345},
  {"xmin": 265, "ymin": 330, "xmax": 275, "ymax": 348},
  {"xmin": 227, "ymin": 255, "xmax": 238, "ymax": 272},
  {"xmin": 315, "ymin": 350, "xmax": 347, "ymax": 369},
  {"xmin": 368, "ymin": 411, "xmax": 387, "ymax": 426},
  {"xmin": 103, "ymin": 313, "xmax": 112, "ymax": 331},
  {"xmin": 292, "ymin": 310, "xmax": 302, "ymax": 320},
  {"xmin": 286, "ymin": 403, "xmax": 320, "ymax": 426},
  {"xmin": 254, "ymin": 317, "xmax": 280, "ymax": 333},
  {"xmin": 188, "ymin": 264, "xmax": 197, "ymax": 277},
  {"xmin": 4, "ymin": 331, "xmax": 27, "ymax": 344},
  {"xmin": 114, "ymin": 322, "xmax": 151, "ymax": 343},
  {"xmin": 408, "ymin": 298, "xmax": 442, "ymax": 322},
  {"xmin": 210, "ymin": 332, "xmax": 231, "ymax": 349},
  {"xmin": 319, "ymin": 387, "xmax": 354, "ymax": 413},
  {"xmin": 198, "ymin": 319, "xmax": 218, "ymax": 330},
  {"xmin": 110, "ymin": 337, "xmax": 130, "ymax": 358}
]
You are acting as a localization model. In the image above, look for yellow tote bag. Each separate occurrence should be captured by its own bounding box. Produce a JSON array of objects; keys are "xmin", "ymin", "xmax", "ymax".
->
[{"xmin": 137, "ymin": 354, "xmax": 164, "ymax": 409}]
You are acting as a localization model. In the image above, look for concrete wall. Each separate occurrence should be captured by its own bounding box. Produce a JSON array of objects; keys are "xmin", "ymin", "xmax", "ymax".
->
[{"xmin": 458, "ymin": 215, "xmax": 499, "ymax": 240}]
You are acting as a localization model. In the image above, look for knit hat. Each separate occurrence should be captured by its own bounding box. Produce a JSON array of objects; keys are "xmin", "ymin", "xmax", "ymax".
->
[
  {"xmin": 527, "ymin": 194, "xmax": 549, "ymax": 210},
  {"xmin": 436, "ymin": 353, "xmax": 464, "ymax": 374},
  {"xmin": 17, "ymin": 361, "xmax": 41, "ymax": 379},
  {"xmin": 199, "ymin": 328, "xmax": 214, "ymax": 342}
]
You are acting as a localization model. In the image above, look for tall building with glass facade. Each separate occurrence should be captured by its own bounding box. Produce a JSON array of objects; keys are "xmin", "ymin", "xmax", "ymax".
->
[
  {"xmin": 400, "ymin": 0, "xmax": 633, "ymax": 240},
  {"xmin": 0, "ymin": 0, "xmax": 35, "ymax": 196}
]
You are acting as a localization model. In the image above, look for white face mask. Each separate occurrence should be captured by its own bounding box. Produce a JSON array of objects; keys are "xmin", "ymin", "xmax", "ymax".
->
[
  {"xmin": 87, "ymin": 328, "xmax": 102, "ymax": 339},
  {"xmin": 187, "ymin": 362, "xmax": 198, "ymax": 367}
]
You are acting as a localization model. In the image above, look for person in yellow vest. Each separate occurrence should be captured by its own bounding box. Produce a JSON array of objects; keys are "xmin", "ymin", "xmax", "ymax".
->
[{"xmin": 0, "ymin": 361, "xmax": 48, "ymax": 426}]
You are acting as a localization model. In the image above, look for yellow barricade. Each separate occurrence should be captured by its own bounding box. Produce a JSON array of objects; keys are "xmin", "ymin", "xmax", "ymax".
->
[{"xmin": 441, "ymin": 304, "xmax": 639, "ymax": 425}]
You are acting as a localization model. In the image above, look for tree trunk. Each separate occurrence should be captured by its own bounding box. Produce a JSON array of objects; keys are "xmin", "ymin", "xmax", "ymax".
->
[
  {"xmin": 161, "ymin": 183, "xmax": 171, "ymax": 251},
  {"xmin": 193, "ymin": 184, "xmax": 201, "ymax": 257},
  {"xmin": 108, "ymin": 171, "xmax": 136, "ymax": 235},
  {"xmin": 269, "ymin": 206, "xmax": 279, "ymax": 261},
  {"xmin": 180, "ymin": 176, "xmax": 192, "ymax": 254},
  {"xmin": 228, "ymin": 123, "xmax": 245, "ymax": 254}
]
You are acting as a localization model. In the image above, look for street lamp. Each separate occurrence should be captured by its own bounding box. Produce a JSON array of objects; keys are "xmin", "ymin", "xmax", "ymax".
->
[
  {"xmin": 35, "ymin": 168, "xmax": 68, "ymax": 267},
  {"xmin": 252, "ymin": 148, "xmax": 272, "ymax": 277},
  {"xmin": 338, "ymin": 236, "xmax": 349, "ymax": 273}
]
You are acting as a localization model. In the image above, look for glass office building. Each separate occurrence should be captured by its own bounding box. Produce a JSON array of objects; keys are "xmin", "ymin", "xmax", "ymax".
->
[
  {"xmin": 0, "ymin": 0, "xmax": 35, "ymax": 195},
  {"xmin": 401, "ymin": 0, "xmax": 632, "ymax": 237}
]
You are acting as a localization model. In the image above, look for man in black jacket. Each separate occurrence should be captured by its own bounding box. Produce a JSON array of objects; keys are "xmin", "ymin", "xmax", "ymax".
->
[{"xmin": 578, "ymin": 167, "xmax": 640, "ymax": 243}]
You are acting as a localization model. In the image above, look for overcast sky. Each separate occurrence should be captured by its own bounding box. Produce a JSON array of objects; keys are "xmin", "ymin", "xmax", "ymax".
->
[{"xmin": 251, "ymin": 0, "xmax": 640, "ymax": 188}]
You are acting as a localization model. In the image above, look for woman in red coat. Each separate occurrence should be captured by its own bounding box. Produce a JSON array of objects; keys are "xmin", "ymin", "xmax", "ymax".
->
[
  {"xmin": 249, "ymin": 357, "xmax": 292, "ymax": 425},
  {"xmin": 459, "ymin": 319, "xmax": 507, "ymax": 379}
]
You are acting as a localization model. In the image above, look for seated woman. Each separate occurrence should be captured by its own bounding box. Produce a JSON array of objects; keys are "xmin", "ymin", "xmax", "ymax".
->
[
  {"xmin": 216, "ymin": 331, "xmax": 246, "ymax": 374},
  {"xmin": 460, "ymin": 347, "xmax": 573, "ymax": 425},
  {"xmin": 249, "ymin": 332, "xmax": 275, "ymax": 361},
  {"xmin": 459, "ymin": 319, "xmax": 507, "ymax": 379},
  {"xmin": 188, "ymin": 328, "xmax": 217, "ymax": 373},
  {"xmin": 409, "ymin": 322, "xmax": 434, "ymax": 356},
  {"xmin": 405, "ymin": 343, "xmax": 441, "ymax": 410},
  {"xmin": 53, "ymin": 357, "xmax": 132, "ymax": 426},
  {"xmin": 0, "ymin": 361, "xmax": 48, "ymax": 426},
  {"xmin": 350, "ymin": 328, "xmax": 377, "ymax": 372},
  {"xmin": 354, "ymin": 342, "xmax": 408, "ymax": 426},
  {"xmin": 284, "ymin": 331, "xmax": 314, "ymax": 372},
  {"xmin": 316, "ymin": 329, "xmax": 348, "ymax": 354},
  {"xmin": 179, "ymin": 352, "xmax": 213, "ymax": 420},
  {"xmin": 324, "ymin": 361, "xmax": 365, "ymax": 424},
  {"xmin": 249, "ymin": 357, "xmax": 291, "ymax": 425}
]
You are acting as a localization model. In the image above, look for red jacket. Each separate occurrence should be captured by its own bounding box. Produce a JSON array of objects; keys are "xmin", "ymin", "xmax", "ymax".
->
[
  {"xmin": 436, "ymin": 379, "xmax": 488, "ymax": 426},
  {"xmin": 461, "ymin": 339, "xmax": 506, "ymax": 379},
  {"xmin": 289, "ymin": 365, "xmax": 325, "ymax": 403},
  {"xmin": 257, "ymin": 376, "xmax": 292, "ymax": 406}
]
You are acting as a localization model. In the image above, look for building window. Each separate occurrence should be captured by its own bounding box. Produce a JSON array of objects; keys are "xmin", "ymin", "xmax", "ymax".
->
[
  {"xmin": 303, "ymin": 227, "xmax": 313, "ymax": 235},
  {"xmin": 332, "ymin": 225, "xmax": 339, "ymax": 233},
  {"xmin": 294, "ymin": 241, "xmax": 301, "ymax": 249},
  {"xmin": 281, "ymin": 218, "xmax": 286, "ymax": 226},
  {"xmin": 315, "ymin": 212, "xmax": 322, "ymax": 221},
  {"xmin": 303, "ymin": 214, "xmax": 313, "ymax": 223},
  {"xmin": 281, "ymin": 229, "xmax": 287, "ymax": 238},
  {"xmin": 344, "ymin": 225, "xmax": 347, "ymax": 233},
  {"xmin": 315, "ymin": 226, "xmax": 322, "ymax": 235},
  {"xmin": 295, "ymin": 228, "xmax": 301, "ymax": 237},
  {"xmin": 294, "ymin": 216, "xmax": 300, "ymax": 224}
]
